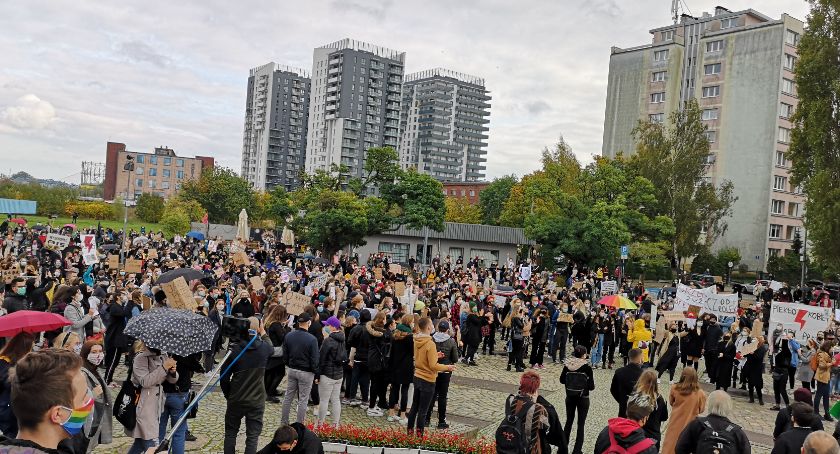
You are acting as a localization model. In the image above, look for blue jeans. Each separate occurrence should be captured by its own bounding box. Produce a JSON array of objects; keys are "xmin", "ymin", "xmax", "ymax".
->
[
  {"xmin": 158, "ymin": 392, "xmax": 189, "ymax": 454},
  {"xmin": 831, "ymin": 375, "xmax": 840, "ymax": 395},
  {"xmin": 591, "ymin": 334, "xmax": 604, "ymax": 365},
  {"xmin": 127, "ymin": 438, "xmax": 156, "ymax": 454}
]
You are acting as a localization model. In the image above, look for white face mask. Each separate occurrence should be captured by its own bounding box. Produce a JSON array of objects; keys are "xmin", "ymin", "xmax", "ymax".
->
[
  {"xmin": 87, "ymin": 352, "xmax": 105, "ymax": 365},
  {"xmin": 73, "ymin": 344, "xmax": 82, "ymax": 355}
]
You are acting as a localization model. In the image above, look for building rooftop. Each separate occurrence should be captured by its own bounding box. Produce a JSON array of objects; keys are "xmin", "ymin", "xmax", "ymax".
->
[
  {"xmin": 319, "ymin": 38, "xmax": 405, "ymax": 63},
  {"xmin": 406, "ymin": 68, "xmax": 485, "ymax": 86},
  {"xmin": 249, "ymin": 62, "xmax": 310, "ymax": 78},
  {"xmin": 389, "ymin": 222, "xmax": 534, "ymax": 245}
]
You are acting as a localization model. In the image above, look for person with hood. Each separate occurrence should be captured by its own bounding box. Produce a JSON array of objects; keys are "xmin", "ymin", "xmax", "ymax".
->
[
  {"xmin": 406, "ymin": 316, "xmax": 455, "ymax": 436},
  {"xmin": 593, "ymin": 393, "xmax": 657, "ymax": 454},
  {"xmin": 281, "ymin": 314, "xmax": 319, "ymax": 426},
  {"xmin": 316, "ymin": 316, "xmax": 346, "ymax": 427},
  {"xmin": 387, "ymin": 314, "xmax": 414, "ymax": 423},
  {"xmin": 364, "ymin": 311, "xmax": 391, "ymax": 417},
  {"xmin": 656, "ymin": 322, "xmax": 681, "ymax": 383},
  {"xmin": 346, "ymin": 309, "xmax": 372, "ymax": 406},
  {"xmin": 560, "ymin": 345, "xmax": 595, "ymax": 454},
  {"xmin": 257, "ymin": 423, "xmax": 324, "ymax": 454},
  {"xmin": 627, "ymin": 318, "xmax": 652, "ymax": 363},
  {"xmin": 675, "ymin": 390, "xmax": 750, "ymax": 454},
  {"xmin": 661, "ymin": 367, "xmax": 707, "ymax": 454},
  {"xmin": 611, "ymin": 348, "xmax": 645, "ymax": 417},
  {"xmin": 426, "ymin": 319, "xmax": 459, "ymax": 429},
  {"xmin": 127, "ymin": 342, "xmax": 178, "ymax": 454},
  {"xmin": 4, "ymin": 278, "xmax": 28, "ymax": 313},
  {"xmin": 774, "ymin": 388, "xmax": 824, "ymax": 439}
]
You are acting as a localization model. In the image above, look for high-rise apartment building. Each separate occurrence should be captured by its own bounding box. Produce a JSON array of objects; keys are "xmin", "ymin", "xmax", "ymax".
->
[
  {"xmin": 305, "ymin": 39, "xmax": 405, "ymax": 179},
  {"xmin": 241, "ymin": 62, "xmax": 310, "ymax": 191},
  {"xmin": 602, "ymin": 6, "xmax": 804, "ymax": 271},
  {"xmin": 398, "ymin": 68, "xmax": 491, "ymax": 182}
]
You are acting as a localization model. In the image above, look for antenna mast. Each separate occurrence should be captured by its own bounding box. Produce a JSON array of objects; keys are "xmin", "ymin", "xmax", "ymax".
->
[{"xmin": 671, "ymin": 0, "xmax": 681, "ymax": 23}]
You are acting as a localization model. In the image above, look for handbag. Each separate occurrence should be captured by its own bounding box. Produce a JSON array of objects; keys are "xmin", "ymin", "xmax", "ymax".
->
[{"xmin": 113, "ymin": 379, "xmax": 141, "ymax": 430}]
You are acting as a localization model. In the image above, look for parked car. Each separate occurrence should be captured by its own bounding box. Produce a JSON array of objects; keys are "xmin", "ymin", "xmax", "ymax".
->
[{"xmin": 744, "ymin": 279, "xmax": 771, "ymax": 294}]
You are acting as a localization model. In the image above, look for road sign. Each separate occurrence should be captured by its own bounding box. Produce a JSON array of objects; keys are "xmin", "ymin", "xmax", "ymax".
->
[{"xmin": 620, "ymin": 245, "xmax": 629, "ymax": 260}]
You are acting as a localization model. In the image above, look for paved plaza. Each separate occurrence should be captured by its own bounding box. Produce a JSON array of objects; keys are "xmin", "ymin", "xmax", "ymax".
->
[{"xmin": 91, "ymin": 337, "xmax": 827, "ymax": 454}]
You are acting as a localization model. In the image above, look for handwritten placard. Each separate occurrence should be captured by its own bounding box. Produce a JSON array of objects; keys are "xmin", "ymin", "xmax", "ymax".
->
[
  {"xmin": 147, "ymin": 248, "xmax": 158, "ymax": 259},
  {"xmin": 160, "ymin": 277, "xmax": 194, "ymax": 310},
  {"xmin": 663, "ymin": 311, "xmax": 683, "ymax": 322},
  {"xmin": 283, "ymin": 292, "xmax": 310, "ymax": 316},
  {"xmin": 738, "ymin": 341, "xmax": 758, "ymax": 356},
  {"xmin": 233, "ymin": 251, "xmax": 250, "ymax": 266},
  {"xmin": 557, "ymin": 313, "xmax": 574, "ymax": 323},
  {"xmin": 394, "ymin": 282, "xmax": 406, "ymax": 297},
  {"xmin": 45, "ymin": 233, "xmax": 70, "ymax": 251},
  {"xmin": 107, "ymin": 255, "xmax": 120, "ymax": 270},
  {"xmin": 249, "ymin": 276, "xmax": 264, "ymax": 291},
  {"xmin": 125, "ymin": 259, "xmax": 143, "ymax": 274},
  {"xmin": 389, "ymin": 263, "xmax": 402, "ymax": 275},
  {"xmin": 374, "ymin": 267, "xmax": 383, "ymax": 280}
]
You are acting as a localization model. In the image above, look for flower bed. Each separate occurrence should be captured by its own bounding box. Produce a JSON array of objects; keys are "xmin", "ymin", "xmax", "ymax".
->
[{"xmin": 312, "ymin": 424, "xmax": 496, "ymax": 454}]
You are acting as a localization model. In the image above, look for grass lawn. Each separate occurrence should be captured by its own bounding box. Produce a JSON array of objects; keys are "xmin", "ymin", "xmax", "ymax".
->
[{"xmin": 19, "ymin": 215, "xmax": 163, "ymax": 233}]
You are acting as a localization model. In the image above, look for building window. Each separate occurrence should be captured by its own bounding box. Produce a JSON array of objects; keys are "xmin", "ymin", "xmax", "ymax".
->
[
  {"xmin": 782, "ymin": 78, "xmax": 795, "ymax": 94},
  {"xmin": 720, "ymin": 17, "xmax": 738, "ymax": 29},
  {"xmin": 161, "ymin": 181, "xmax": 170, "ymax": 189},
  {"xmin": 149, "ymin": 156, "xmax": 158, "ymax": 165},
  {"xmin": 778, "ymin": 127, "xmax": 791, "ymax": 143},
  {"xmin": 702, "ymin": 108, "xmax": 719, "ymax": 120},
  {"xmin": 704, "ymin": 131, "xmax": 716, "ymax": 143},
  {"xmin": 148, "ymin": 168, "xmax": 157, "ymax": 177},
  {"xmin": 448, "ymin": 247, "xmax": 464, "ymax": 259},
  {"xmin": 163, "ymin": 157, "xmax": 171, "ymax": 166},
  {"xmin": 785, "ymin": 29, "xmax": 800, "ymax": 46},
  {"xmin": 135, "ymin": 178, "xmax": 143, "ymax": 188},
  {"xmin": 780, "ymin": 102, "xmax": 794, "ymax": 119},
  {"xmin": 773, "ymin": 175, "xmax": 788, "ymax": 191},
  {"xmin": 176, "ymin": 170, "xmax": 184, "ymax": 179},
  {"xmin": 706, "ymin": 40, "xmax": 724, "ymax": 52},
  {"xmin": 661, "ymin": 30, "xmax": 674, "ymax": 41},
  {"xmin": 378, "ymin": 242, "xmax": 410, "ymax": 263},
  {"xmin": 769, "ymin": 224, "xmax": 782, "ymax": 239},
  {"xmin": 776, "ymin": 151, "xmax": 787, "ymax": 167},
  {"xmin": 702, "ymin": 86, "xmax": 720, "ymax": 98},
  {"xmin": 703, "ymin": 153, "xmax": 716, "ymax": 164},
  {"xmin": 771, "ymin": 199, "xmax": 785, "ymax": 214},
  {"xmin": 469, "ymin": 249, "xmax": 500, "ymax": 264},
  {"xmin": 135, "ymin": 166, "xmax": 143, "ymax": 175},
  {"xmin": 148, "ymin": 180, "xmax": 156, "ymax": 189},
  {"xmin": 162, "ymin": 169, "xmax": 170, "ymax": 178},
  {"xmin": 704, "ymin": 63, "xmax": 721, "ymax": 75},
  {"xmin": 469, "ymin": 190, "xmax": 475, "ymax": 197},
  {"xmin": 651, "ymin": 71, "xmax": 667, "ymax": 82},
  {"xmin": 649, "ymin": 113, "xmax": 664, "ymax": 123},
  {"xmin": 784, "ymin": 54, "xmax": 797, "ymax": 70},
  {"xmin": 653, "ymin": 50, "xmax": 669, "ymax": 62},
  {"xmin": 768, "ymin": 248, "xmax": 781, "ymax": 257},
  {"xmin": 135, "ymin": 155, "xmax": 144, "ymax": 164},
  {"xmin": 176, "ymin": 159, "xmax": 184, "ymax": 167},
  {"xmin": 650, "ymin": 92, "xmax": 666, "ymax": 103},
  {"xmin": 789, "ymin": 203, "xmax": 801, "ymax": 217}
]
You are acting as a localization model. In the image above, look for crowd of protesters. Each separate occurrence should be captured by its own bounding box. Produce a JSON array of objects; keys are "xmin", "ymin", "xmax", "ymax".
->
[{"xmin": 1, "ymin": 217, "xmax": 840, "ymax": 454}]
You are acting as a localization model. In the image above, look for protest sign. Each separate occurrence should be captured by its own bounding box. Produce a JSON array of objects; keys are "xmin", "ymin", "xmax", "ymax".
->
[
  {"xmin": 233, "ymin": 252, "xmax": 250, "ymax": 266},
  {"xmin": 655, "ymin": 316, "xmax": 667, "ymax": 344},
  {"xmin": 494, "ymin": 296, "xmax": 507, "ymax": 308},
  {"xmin": 125, "ymin": 259, "xmax": 143, "ymax": 274},
  {"xmin": 600, "ymin": 281, "xmax": 617, "ymax": 294},
  {"xmin": 141, "ymin": 295, "xmax": 153, "ymax": 311},
  {"xmin": 740, "ymin": 300, "xmax": 753, "ymax": 309},
  {"xmin": 752, "ymin": 320, "xmax": 764, "ymax": 336},
  {"xmin": 147, "ymin": 248, "xmax": 158, "ymax": 259},
  {"xmin": 519, "ymin": 265, "xmax": 532, "ymax": 281},
  {"xmin": 283, "ymin": 292, "xmax": 309, "ymax": 316},
  {"xmin": 304, "ymin": 285, "xmax": 313, "ymax": 296},
  {"xmin": 311, "ymin": 274, "xmax": 328, "ymax": 290},
  {"xmin": 674, "ymin": 284, "xmax": 716, "ymax": 311},
  {"xmin": 571, "ymin": 281, "xmax": 585, "ymax": 290},
  {"xmin": 687, "ymin": 305, "xmax": 701, "ymax": 318},
  {"xmin": 160, "ymin": 277, "xmax": 194, "ymax": 310},
  {"xmin": 1, "ymin": 265, "xmax": 19, "ymax": 284},
  {"xmin": 107, "ymin": 255, "xmax": 120, "ymax": 270},
  {"xmin": 557, "ymin": 313, "xmax": 574, "ymax": 323},
  {"xmin": 45, "ymin": 233, "xmax": 70, "ymax": 251},
  {"xmin": 836, "ymin": 309, "xmax": 840, "ymax": 322},
  {"xmin": 769, "ymin": 280, "xmax": 784, "ymax": 291},
  {"xmin": 374, "ymin": 267, "xmax": 383, "ymax": 280},
  {"xmin": 769, "ymin": 301, "xmax": 832, "ymax": 345},
  {"xmin": 394, "ymin": 281, "xmax": 406, "ymax": 297},
  {"xmin": 738, "ymin": 341, "xmax": 759, "ymax": 356},
  {"xmin": 700, "ymin": 293, "xmax": 738, "ymax": 318},
  {"xmin": 80, "ymin": 234, "xmax": 98, "ymax": 266},
  {"xmin": 663, "ymin": 311, "xmax": 683, "ymax": 322},
  {"xmin": 249, "ymin": 276, "xmax": 264, "ymax": 291},
  {"xmin": 389, "ymin": 263, "xmax": 402, "ymax": 275}
]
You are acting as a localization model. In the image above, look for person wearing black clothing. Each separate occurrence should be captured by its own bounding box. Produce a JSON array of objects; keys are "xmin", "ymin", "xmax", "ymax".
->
[
  {"xmin": 426, "ymin": 320, "xmax": 459, "ymax": 428},
  {"xmin": 674, "ymin": 391, "xmax": 750, "ymax": 454},
  {"xmin": 715, "ymin": 334, "xmax": 737, "ymax": 391},
  {"xmin": 536, "ymin": 394, "xmax": 569, "ymax": 454},
  {"xmin": 387, "ymin": 317, "xmax": 414, "ymax": 422},
  {"xmin": 264, "ymin": 305, "xmax": 290, "ymax": 404},
  {"xmin": 364, "ymin": 313, "xmax": 391, "ymax": 416},
  {"xmin": 560, "ymin": 346, "xmax": 595, "ymax": 454},
  {"xmin": 529, "ymin": 308, "xmax": 549, "ymax": 367},
  {"xmin": 204, "ymin": 298, "xmax": 225, "ymax": 374},
  {"xmin": 103, "ymin": 291, "xmax": 133, "ymax": 384},
  {"xmin": 231, "ymin": 294, "xmax": 255, "ymax": 318},
  {"xmin": 746, "ymin": 338, "xmax": 770, "ymax": 405},
  {"xmin": 610, "ymin": 348, "xmax": 644, "ymax": 418},
  {"xmin": 281, "ymin": 314, "xmax": 320, "ymax": 425},
  {"xmin": 461, "ymin": 303, "xmax": 486, "ymax": 365},
  {"xmin": 656, "ymin": 325, "xmax": 681, "ymax": 382},
  {"xmin": 507, "ymin": 308, "xmax": 526, "ymax": 372},
  {"xmin": 25, "ymin": 277, "xmax": 53, "ymax": 312},
  {"xmin": 702, "ymin": 316, "xmax": 723, "ymax": 384},
  {"xmin": 346, "ymin": 309, "xmax": 372, "ymax": 404},
  {"xmin": 221, "ymin": 317, "xmax": 274, "ymax": 454},
  {"xmin": 257, "ymin": 423, "xmax": 324, "ymax": 454},
  {"xmin": 772, "ymin": 336, "xmax": 794, "ymax": 410},
  {"xmin": 551, "ymin": 304, "xmax": 571, "ymax": 363},
  {"xmin": 773, "ymin": 388, "xmax": 823, "ymax": 439},
  {"xmin": 772, "ymin": 402, "xmax": 818, "ymax": 454},
  {"xmin": 4, "ymin": 278, "xmax": 28, "ymax": 313},
  {"xmin": 601, "ymin": 312, "xmax": 616, "ymax": 369},
  {"xmin": 159, "ymin": 353, "xmax": 204, "ymax": 454}
]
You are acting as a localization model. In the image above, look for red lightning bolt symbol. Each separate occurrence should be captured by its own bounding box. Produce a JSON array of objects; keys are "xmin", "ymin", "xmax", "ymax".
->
[
  {"xmin": 794, "ymin": 310, "xmax": 807, "ymax": 330},
  {"xmin": 83, "ymin": 236, "xmax": 93, "ymax": 253}
]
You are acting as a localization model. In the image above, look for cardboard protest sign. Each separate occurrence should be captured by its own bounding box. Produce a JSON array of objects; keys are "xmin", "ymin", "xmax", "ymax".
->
[
  {"xmin": 1, "ymin": 265, "xmax": 19, "ymax": 284},
  {"xmin": 233, "ymin": 252, "xmax": 250, "ymax": 266},
  {"xmin": 283, "ymin": 292, "xmax": 310, "ymax": 316},
  {"xmin": 571, "ymin": 281, "xmax": 585, "ymax": 290},
  {"xmin": 769, "ymin": 280, "xmax": 784, "ymax": 291},
  {"xmin": 311, "ymin": 274, "xmax": 328, "ymax": 290},
  {"xmin": 600, "ymin": 281, "xmax": 617, "ymax": 294},
  {"xmin": 687, "ymin": 305, "xmax": 701, "ymax": 318},
  {"xmin": 394, "ymin": 282, "xmax": 406, "ymax": 297},
  {"xmin": 700, "ymin": 293, "xmax": 738, "ymax": 318},
  {"xmin": 557, "ymin": 313, "xmax": 574, "ymax": 323},
  {"xmin": 389, "ymin": 263, "xmax": 402, "ymax": 275},
  {"xmin": 663, "ymin": 311, "xmax": 683, "ymax": 322},
  {"xmin": 80, "ymin": 234, "xmax": 98, "ymax": 266},
  {"xmin": 494, "ymin": 296, "xmax": 507, "ymax": 308},
  {"xmin": 374, "ymin": 267, "xmax": 383, "ymax": 280},
  {"xmin": 160, "ymin": 277, "xmax": 194, "ymax": 310},
  {"xmin": 141, "ymin": 295, "xmax": 153, "ymax": 311},
  {"xmin": 124, "ymin": 259, "xmax": 143, "ymax": 274},
  {"xmin": 249, "ymin": 276, "xmax": 264, "ymax": 291},
  {"xmin": 107, "ymin": 255, "xmax": 120, "ymax": 270},
  {"xmin": 45, "ymin": 233, "xmax": 70, "ymax": 251},
  {"xmin": 752, "ymin": 320, "xmax": 764, "ymax": 336},
  {"xmin": 740, "ymin": 300, "xmax": 753, "ymax": 309},
  {"xmin": 674, "ymin": 284, "xmax": 716, "ymax": 311},
  {"xmin": 147, "ymin": 248, "xmax": 158, "ymax": 259},
  {"xmin": 738, "ymin": 341, "xmax": 759, "ymax": 356},
  {"xmin": 769, "ymin": 301, "xmax": 832, "ymax": 345},
  {"xmin": 655, "ymin": 316, "xmax": 667, "ymax": 344}
]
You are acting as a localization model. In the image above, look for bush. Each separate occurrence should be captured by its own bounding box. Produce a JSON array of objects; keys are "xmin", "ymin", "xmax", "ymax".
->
[
  {"xmin": 160, "ymin": 207, "xmax": 190, "ymax": 235},
  {"xmin": 64, "ymin": 201, "xmax": 115, "ymax": 220},
  {"xmin": 312, "ymin": 424, "xmax": 495, "ymax": 453},
  {"xmin": 135, "ymin": 194, "xmax": 165, "ymax": 223}
]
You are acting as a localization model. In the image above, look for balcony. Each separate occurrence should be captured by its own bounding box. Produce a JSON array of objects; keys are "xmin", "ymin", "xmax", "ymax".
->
[{"xmin": 369, "ymin": 69, "xmax": 384, "ymax": 79}]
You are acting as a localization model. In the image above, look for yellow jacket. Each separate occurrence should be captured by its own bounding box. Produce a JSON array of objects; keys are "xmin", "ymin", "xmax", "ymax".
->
[
  {"xmin": 627, "ymin": 319, "xmax": 653, "ymax": 362},
  {"xmin": 413, "ymin": 333, "xmax": 449, "ymax": 383}
]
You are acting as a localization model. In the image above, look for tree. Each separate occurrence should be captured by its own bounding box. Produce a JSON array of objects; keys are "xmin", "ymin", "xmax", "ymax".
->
[
  {"xmin": 630, "ymin": 99, "xmax": 735, "ymax": 266},
  {"xmin": 380, "ymin": 169, "xmax": 446, "ymax": 232},
  {"xmin": 134, "ymin": 194, "xmax": 165, "ymax": 223},
  {"xmin": 347, "ymin": 147, "xmax": 402, "ymax": 196},
  {"xmin": 787, "ymin": 0, "xmax": 840, "ymax": 271},
  {"xmin": 479, "ymin": 175, "xmax": 517, "ymax": 225},
  {"xmin": 444, "ymin": 197, "xmax": 483, "ymax": 224},
  {"xmin": 290, "ymin": 189, "xmax": 371, "ymax": 259},
  {"xmin": 180, "ymin": 167, "xmax": 253, "ymax": 223}
]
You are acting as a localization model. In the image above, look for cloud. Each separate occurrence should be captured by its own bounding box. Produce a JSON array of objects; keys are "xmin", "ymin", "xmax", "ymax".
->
[
  {"xmin": 329, "ymin": 0, "xmax": 394, "ymax": 19},
  {"xmin": 524, "ymin": 100, "xmax": 552, "ymax": 116},
  {"xmin": 115, "ymin": 40, "xmax": 173, "ymax": 67},
  {"xmin": 1, "ymin": 94, "xmax": 56, "ymax": 130}
]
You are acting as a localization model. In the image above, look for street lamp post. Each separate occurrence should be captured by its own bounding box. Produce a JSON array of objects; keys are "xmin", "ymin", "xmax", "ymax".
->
[
  {"xmin": 121, "ymin": 156, "xmax": 135, "ymax": 264},
  {"xmin": 727, "ymin": 261, "xmax": 734, "ymax": 288}
]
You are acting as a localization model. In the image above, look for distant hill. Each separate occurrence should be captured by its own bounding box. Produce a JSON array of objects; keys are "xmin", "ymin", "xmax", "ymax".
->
[{"xmin": 5, "ymin": 171, "xmax": 76, "ymax": 189}]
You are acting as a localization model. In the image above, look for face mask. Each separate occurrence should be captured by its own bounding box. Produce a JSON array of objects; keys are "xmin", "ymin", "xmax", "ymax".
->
[
  {"xmin": 87, "ymin": 352, "xmax": 105, "ymax": 365},
  {"xmin": 197, "ymin": 291, "xmax": 206, "ymax": 298},
  {"xmin": 697, "ymin": 322, "xmax": 703, "ymax": 327},
  {"xmin": 59, "ymin": 395, "xmax": 94, "ymax": 436},
  {"xmin": 741, "ymin": 330, "xmax": 748, "ymax": 336},
  {"xmin": 216, "ymin": 304, "xmax": 225, "ymax": 312},
  {"xmin": 15, "ymin": 287, "xmax": 25, "ymax": 296},
  {"xmin": 73, "ymin": 344, "xmax": 82, "ymax": 355}
]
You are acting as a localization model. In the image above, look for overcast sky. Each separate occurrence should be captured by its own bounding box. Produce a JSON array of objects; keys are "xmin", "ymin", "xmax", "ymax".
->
[{"xmin": 0, "ymin": 0, "xmax": 809, "ymax": 184}]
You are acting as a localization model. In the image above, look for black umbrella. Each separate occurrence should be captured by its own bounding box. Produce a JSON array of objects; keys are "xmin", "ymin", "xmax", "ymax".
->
[
  {"xmin": 31, "ymin": 225, "xmax": 47, "ymax": 231},
  {"xmin": 123, "ymin": 308, "xmax": 218, "ymax": 356},
  {"xmin": 156, "ymin": 267, "xmax": 206, "ymax": 284},
  {"xmin": 101, "ymin": 244, "xmax": 120, "ymax": 251}
]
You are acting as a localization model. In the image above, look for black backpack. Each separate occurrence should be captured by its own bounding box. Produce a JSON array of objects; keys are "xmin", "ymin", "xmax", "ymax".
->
[
  {"xmin": 495, "ymin": 394, "xmax": 536, "ymax": 454},
  {"xmin": 564, "ymin": 370, "xmax": 589, "ymax": 397},
  {"xmin": 696, "ymin": 417, "xmax": 740, "ymax": 454}
]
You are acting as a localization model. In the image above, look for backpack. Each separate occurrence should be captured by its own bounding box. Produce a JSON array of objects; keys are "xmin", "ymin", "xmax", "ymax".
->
[
  {"xmin": 695, "ymin": 417, "xmax": 740, "ymax": 454},
  {"xmin": 602, "ymin": 430, "xmax": 656, "ymax": 454},
  {"xmin": 495, "ymin": 394, "xmax": 536, "ymax": 454},
  {"xmin": 564, "ymin": 370, "xmax": 589, "ymax": 397}
]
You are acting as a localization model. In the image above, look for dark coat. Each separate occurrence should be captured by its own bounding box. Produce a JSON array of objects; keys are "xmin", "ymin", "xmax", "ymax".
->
[
  {"xmin": 266, "ymin": 322, "xmax": 289, "ymax": 370},
  {"xmin": 462, "ymin": 313, "xmax": 485, "ymax": 347},
  {"xmin": 536, "ymin": 395, "xmax": 568, "ymax": 454},
  {"xmin": 317, "ymin": 331, "xmax": 347, "ymax": 380},
  {"xmin": 771, "ymin": 427, "xmax": 814, "ymax": 454},
  {"xmin": 220, "ymin": 336, "xmax": 273, "ymax": 409},
  {"xmin": 774, "ymin": 407, "xmax": 823, "ymax": 439},
  {"xmin": 675, "ymin": 415, "xmax": 751, "ymax": 454},
  {"xmin": 104, "ymin": 301, "xmax": 131, "ymax": 349},
  {"xmin": 642, "ymin": 394, "xmax": 669, "ymax": 443},
  {"xmin": 388, "ymin": 330, "xmax": 414, "ymax": 384},
  {"xmin": 715, "ymin": 341, "xmax": 737, "ymax": 389},
  {"xmin": 610, "ymin": 362, "xmax": 643, "ymax": 417},
  {"xmin": 0, "ymin": 359, "xmax": 15, "ymax": 437},
  {"xmin": 3, "ymin": 294, "xmax": 27, "ymax": 314},
  {"xmin": 656, "ymin": 335, "xmax": 680, "ymax": 373},
  {"xmin": 257, "ymin": 422, "xmax": 323, "ymax": 454},
  {"xmin": 745, "ymin": 343, "xmax": 768, "ymax": 384},
  {"xmin": 284, "ymin": 328, "xmax": 320, "ymax": 373},
  {"xmin": 684, "ymin": 328, "xmax": 704, "ymax": 357}
]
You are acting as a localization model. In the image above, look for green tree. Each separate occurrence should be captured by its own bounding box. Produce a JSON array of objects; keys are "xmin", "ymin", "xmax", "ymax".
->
[
  {"xmin": 631, "ymin": 99, "xmax": 735, "ymax": 266},
  {"xmin": 180, "ymin": 167, "xmax": 253, "ymax": 223},
  {"xmin": 444, "ymin": 197, "xmax": 483, "ymax": 224},
  {"xmin": 479, "ymin": 175, "xmax": 517, "ymax": 225},
  {"xmin": 787, "ymin": 0, "xmax": 840, "ymax": 271},
  {"xmin": 134, "ymin": 194, "xmax": 165, "ymax": 223},
  {"xmin": 383, "ymin": 170, "xmax": 446, "ymax": 232},
  {"xmin": 290, "ymin": 189, "xmax": 370, "ymax": 259},
  {"xmin": 347, "ymin": 147, "xmax": 401, "ymax": 195}
]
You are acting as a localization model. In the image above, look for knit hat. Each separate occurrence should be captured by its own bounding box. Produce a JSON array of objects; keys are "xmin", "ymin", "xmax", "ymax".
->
[
  {"xmin": 323, "ymin": 316, "xmax": 341, "ymax": 331},
  {"xmin": 793, "ymin": 387, "xmax": 813, "ymax": 404},
  {"xmin": 349, "ymin": 309, "xmax": 361, "ymax": 320}
]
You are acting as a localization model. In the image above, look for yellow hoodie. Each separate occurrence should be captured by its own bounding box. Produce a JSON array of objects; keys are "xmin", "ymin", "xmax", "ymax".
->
[
  {"xmin": 414, "ymin": 333, "xmax": 450, "ymax": 383},
  {"xmin": 627, "ymin": 319, "xmax": 653, "ymax": 362}
]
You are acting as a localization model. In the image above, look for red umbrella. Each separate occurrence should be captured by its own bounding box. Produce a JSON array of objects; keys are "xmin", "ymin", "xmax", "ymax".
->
[
  {"xmin": 9, "ymin": 218, "xmax": 26, "ymax": 225},
  {"xmin": 63, "ymin": 223, "xmax": 76, "ymax": 230},
  {"xmin": 0, "ymin": 311, "xmax": 72, "ymax": 338}
]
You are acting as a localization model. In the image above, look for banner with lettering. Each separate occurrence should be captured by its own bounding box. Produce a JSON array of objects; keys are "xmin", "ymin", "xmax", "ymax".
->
[
  {"xmin": 769, "ymin": 301, "xmax": 832, "ymax": 345},
  {"xmin": 674, "ymin": 284, "xmax": 716, "ymax": 311}
]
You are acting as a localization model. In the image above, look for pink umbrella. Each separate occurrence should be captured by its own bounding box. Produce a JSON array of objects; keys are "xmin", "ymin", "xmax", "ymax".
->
[
  {"xmin": 8, "ymin": 218, "xmax": 26, "ymax": 225},
  {"xmin": 63, "ymin": 223, "xmax": 76, "ymax": 230},
  {"xmin": 0, "ymin": 311, "xmax": 72, "ymax": 338}
]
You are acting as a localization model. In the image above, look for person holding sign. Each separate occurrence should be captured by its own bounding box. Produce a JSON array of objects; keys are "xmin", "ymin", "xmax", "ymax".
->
[{"xmin": 744, "ymin": 336, "xmax": 768, "ymax": 405}]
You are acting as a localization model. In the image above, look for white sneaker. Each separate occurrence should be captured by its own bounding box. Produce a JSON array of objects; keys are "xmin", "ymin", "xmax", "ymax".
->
[
  {"xmin": 367, "ymin": 407, "xmax": 383, "ymax": 417},
  {"xmin": 657, "ymin": 378, "xmax": 661, "ymax": 384},
  {"xmin": 399, "ymin": 417, "xmax": 408, "ymax": 425},
  {"xmin": 387, "ymin": 414, "xmax": 399, "ymax": 422},
  {"xmin": 670, "ymin": 379, "xmax": 677, "ymax": 384}
]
